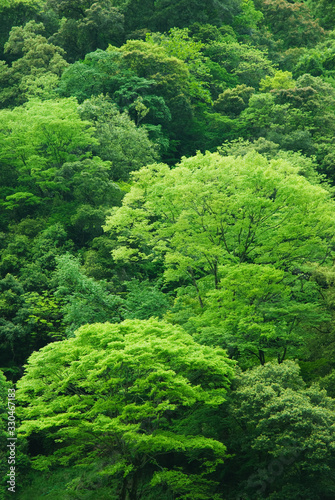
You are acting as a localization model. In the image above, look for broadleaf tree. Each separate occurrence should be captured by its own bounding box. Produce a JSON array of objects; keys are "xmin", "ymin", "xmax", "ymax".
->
[
  {"xmin": 105, "ymin": 151, "xmax": 335, "ymax": 364},
  {"xmin": 17, "ymin": 319, "xmax": 235, "ymax": 499}
]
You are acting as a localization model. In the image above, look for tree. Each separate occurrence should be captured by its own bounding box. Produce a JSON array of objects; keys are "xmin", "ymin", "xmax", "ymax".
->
[
  {"xmin": 123, "ymin": 279, "xmax": 171, "ymax": 320},
  {"xmin": 78, "ymin": 95, "xmax": 159, "ymax": 180},
  {"xmin": 0, "ymin": 223, "xmax": 76, "ymax": 378},
  {"xmin": 204, "ymin": 39, "xmax": 274, "ymax": 89},
  {"xmin": 17, "ymin": 319, "xmax": 234, "ymax": 499},
  {"xmin": 259, "ymin": 70, "xmax": 295, "ymax": 92},
  {"xmin": 0, "ymin": 0, "xmax": 39, "ymax": 60},
  {"xmin": 307, "ymin": 0, "xmax": 335, "ymax": 29},
  {"xmin": 121, "ymin": 0, "xmax": 242, "ymax": 33},
  {"xmin": 58, "ymin": 50, "xmax": 172, "ymax": 157},
  {"xmin": 222, "ymin": 361, "xmax": 335, "ymax": 499},
  {"xmin": 0, "ymin": 98, "xmax": 97, "ymax": 213},
  {"xmin": 232, "ymin": 0, "xmax": 264, "ymax": 36},
  {"xmin": 105, "ymin": 151, "xmax": 335, "ymax": 363},
  {"xmin": 57, "ymin": 49, "xmax": 131, "ymax": 102},
  {"xmin": 254, "ymin": 0, "xmax": 325, "ymax": 49},
  {"xmin": 44, "ymin": 0, "xmax": 125, "ymax": 62},
  {"xmin": 52, "ymin": 253, "xmax": 123, "ymax": 335},
  {"xmin": 0, "ymin": 21, "xmax": 68, "ymax": 107},
  {"xmin": 213, "ymin": 84, "xmax": 255, "ymax": 116},
  {"xmin": 54, "ymin": 157, "xmax": 122, "ymax": 207},
  {"xmin": 0, "ymin": 273, "xmax": 31, "ymax": 378},
  {"xmin": 146, "ymin": 28, "xmax": 212, "ymax": 103},
  {"xmin": 240, "ymin": 74, "xmax": 335, "ymax": 178},
  {"xmin": 239, "ymin": 93, "xmax": 307, "ymax": 153}
]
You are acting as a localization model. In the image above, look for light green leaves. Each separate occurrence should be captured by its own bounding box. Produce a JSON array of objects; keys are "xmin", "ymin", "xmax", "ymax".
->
[
  {"xmin": 106, "ymin": 151, "xmax": 335, "ymax": 279},
  {"xmin": 105, "ymin": 151, "xmax": 335, "ymax": 363},
  {"xmin": 17, "ymin": 319, "xmax": 234, "ymax": 498},
  {"xmin": 0, "ymin": 97, "xmax": 96, "ymax": 175}
]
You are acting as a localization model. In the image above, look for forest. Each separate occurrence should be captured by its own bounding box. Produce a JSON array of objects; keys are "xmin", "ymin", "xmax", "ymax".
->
[{"xmin": 1, "ymin": 0, "xmax": 335, "ymax": 498}]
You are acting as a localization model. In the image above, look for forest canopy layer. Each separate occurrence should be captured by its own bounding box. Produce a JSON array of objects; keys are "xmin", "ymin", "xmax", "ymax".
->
[{"xmin": 1, "ymin": 1, "xmax": 335, "ymax": 499}]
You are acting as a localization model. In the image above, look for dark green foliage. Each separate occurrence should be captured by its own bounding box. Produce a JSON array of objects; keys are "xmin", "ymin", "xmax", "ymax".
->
[
  {"xmin": 213, "ymin": 83, "xmax": 254, "ymax": 116},
  {"xmin": 122, "ymin": 0, "xmax": 243, "ymax": 34},
  {"xmin": 254, "ymin": 0, "xmax": 325, "ymax": 49},
  {"xmin": 222, "ymin": 361, "xmax": 335, "ymax": 499},
  {"xmin": 0, "ymin": 0, "xmax": 40, "ymax": 61},
  {"xmin": 77, "ymin": 95, "xmax": 159, "ymax": 179},
  {"xmin": 52, "ymin": 253, "xmax": 123, "ymax": 335},
  {"xmin": 45, "ymin": 0, "xmax": 125, "ymax": 62},
  {"xmin": 123, "ymin": 279, "xmax": 171, "ymax": 319},
  {"xmin": 306, "ymin": 0, "xmax": 335, "ymax": 30},
  {"xmin": 0, "ymin": 21, "xmax": 68, "ymax": 107}
]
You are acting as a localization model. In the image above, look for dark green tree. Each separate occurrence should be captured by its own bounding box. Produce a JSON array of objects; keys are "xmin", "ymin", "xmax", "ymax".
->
[
  {"xmin": 52, "ymin": 253, "xmax": 123, "ymax": 335},
  {"xmin": 223, "ymin": 361, "xmax": 335, "ymax": 499},
  {"xmin": 46, "ymin": 0, "xmax": 125, "ymax": 61},
  {"xmin": 0, "ymin": 21, "xmax": 68, "ymax": 107}
]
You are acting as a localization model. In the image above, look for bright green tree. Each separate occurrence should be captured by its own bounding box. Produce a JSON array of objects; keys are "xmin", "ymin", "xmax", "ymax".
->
[
  {"xmin": 0, "ymin": 98, "xmax": 97, "ymax": 213},
  {"xmin": 17, "ymin": 319, "xmax": 234, "ymax": 499},
  {"xmin": 259, "ymin": 70, "xmax": 295, "ymax": 92},
  {"xmin": 105, "ymin": 151, "xmax": 335, "ymax": 363}
]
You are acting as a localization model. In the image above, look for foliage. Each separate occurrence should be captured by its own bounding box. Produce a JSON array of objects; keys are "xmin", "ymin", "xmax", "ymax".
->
[
  {"xmin": 17, "ymin": 319, "xmax": 234, "ymax": 499},
  {"xmin": 1, "ymin": 2, "xmax": 335, "ymax": 497},
  {"xmin": 52, "ymin": 253, "xmax": 123, "ymax": 335},
  {"xmin": 78, "ymin": 95, "xmax": 159, "ymax": 179},
  {"xmin": 255, "ymin": 0, "xmax": 325, "ymax": 49},
  {"xmin": 213, "ymin": 83, "xmax": 254, "ymax": 116},
  {"xmin": 121, "ymin": 0, "xmax": 243, "ymax": 33},
  {"xmin": 0, "ymin": 98, "xmax": 96, "ymax": 209},
  {"xmin": 0, "ymin": 21, "xmax": 68, "ymax": 107},
  {"xmin": 123, "ymin": 279, "xmax": 171, "ymax": 320},
  {"xmin": 0, "ymin": 0, "xmax": 41, "ymax": 60},
  {"xmin": 237, "ymin": 73, "xmax": 335, "ymax": 179},
  {"xmin": 204, "ymin": 38, "xmax": 274, "ymax": 89},
  {"xmin": 47, "ymin": 0, "xmax": 125, "ymax": 62},
  {"xmin": 259, "ymin": 70, "xmax": 295, "ymax": 92},
  {"xmin": 105, "ymin": 151, "xmax": 335, "ymax": 363},
  {"xmin": 223, "ymin": 361, "xmax": 335, "ymax": 499}
]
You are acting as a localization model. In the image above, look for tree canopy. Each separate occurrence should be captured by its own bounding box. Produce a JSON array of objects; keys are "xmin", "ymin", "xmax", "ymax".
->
[
  {"xmin": 17, "ymin": 319, "xmax": 234, "ymax": 499},
  {"xmin": 105, "ymin": 151, "xmax": 335, "ymax": 364}
]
